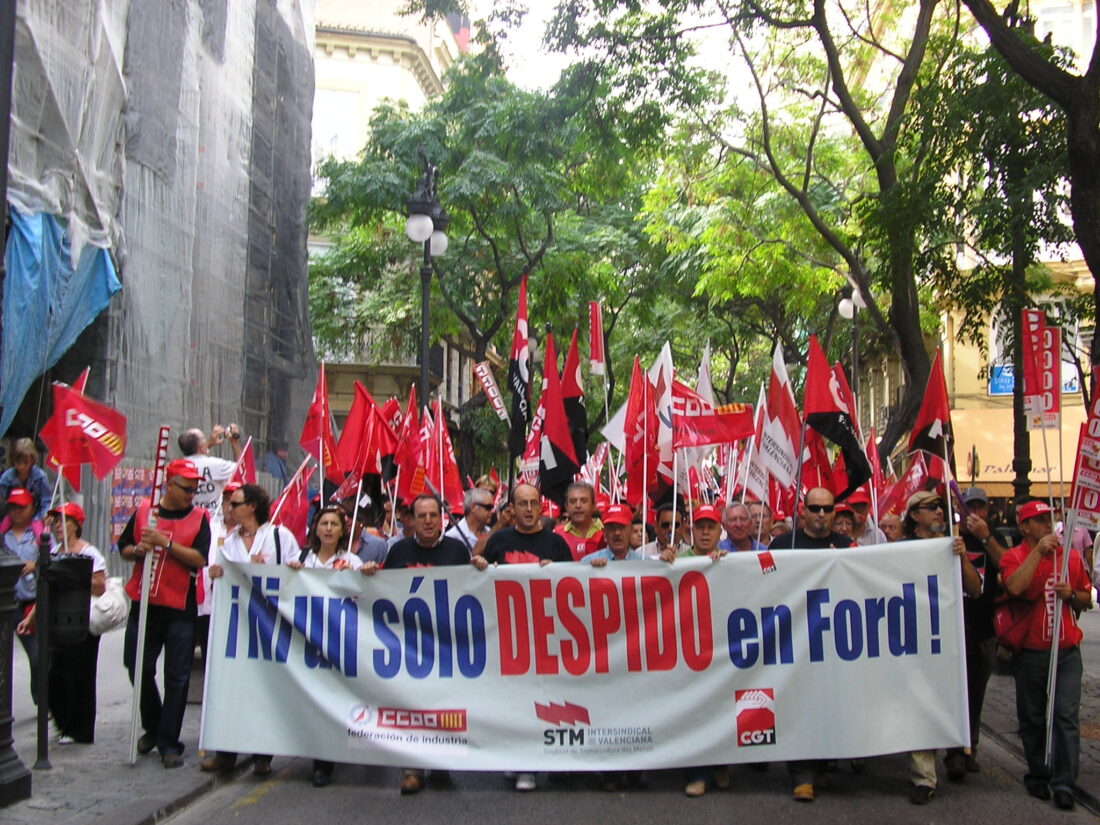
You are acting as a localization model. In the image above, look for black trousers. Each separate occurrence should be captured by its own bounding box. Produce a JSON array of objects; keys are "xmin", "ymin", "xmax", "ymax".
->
[{"xmin": 49, "ymin": 632, "xmax": 101, "ymax": 742}]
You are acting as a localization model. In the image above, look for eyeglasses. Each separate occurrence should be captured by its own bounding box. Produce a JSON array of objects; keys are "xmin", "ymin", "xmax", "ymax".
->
[
  {"xmin": 172, "ymin": 481, "xmax": 198, "ymax": 495},
  {"xmin": 659, "ymin": 521, "xmax": 682, "ymax": 530},
  {"xmin": 805, "ymin": 504, "xmax": 835, "ymax": 514},
  {"xmin": 228, "ymin": 500, "xmax": 247, "ymax": 508},
  {"xmin": 916, "ymin": 503, "xmax": 944, "ymax": 511},
  {"xmin": 514, "ymin": 499, "xmax": 540, "ymax": 509},
  {"xmin": 472, "ymin": 502, "xmax": 492, "ymax": 510}
]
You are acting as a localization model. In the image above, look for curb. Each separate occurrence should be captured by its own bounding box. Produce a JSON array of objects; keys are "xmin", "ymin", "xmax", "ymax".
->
[{"xmin": 89, "ymin": 758, "xmax": 255, "ymax": 825}]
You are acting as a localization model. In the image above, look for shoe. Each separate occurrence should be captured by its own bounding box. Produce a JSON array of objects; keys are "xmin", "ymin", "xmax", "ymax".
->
[
  {"xmin": 313, "ymin": 769, "xmax": 331, "ymax": 788},
  {"xmin": 162, "ymin": 752, "xmax": 183, "ymax": 769},
  {"xmin": 57, "ymin": 735, "xmax": 76, "ymax": 745},
  {"xmin": 137, "ymin": 733, "xmax": 156, "ymax": 755},
  {"xmin": 400, "ymin": 772, "xmax": 424, "ymax": 795},
  {"xmin": 908, "ymin": 784, "xmax": 934, "ymax": 805},
  {"xmin": 713, "ymin": 765, "xmax": 731, "ymax": 790},
  {"xmin": 965, "ymin": 753, "xmax": 980, "ymax": 773},
  {"xmin": 252, "ymin": 757, "xmax": 272, "ymax": 776},
  {"xmin": 684, "ymin": 780, "xmax": 706, "ymax": 797},
  {"xmin": 793, "ymin": 783, "xmax": 814, "ymax": 802},
  {"xmin": 1027, "ymin": 784, "xmax": 1051, "ymax": 801},
  {"xmin": 1053, "ymin": 790, "xmax": 1075, "ymax": 810},
  {"xmin": 944, "ymin": 752, "xmax": 967, "ymax": 781},
  {"xmin": 200, "ymin": 755, "xmax": 236, "ymax": 772},
  {"xmin": 515, "ymin": 773, "xmax": 536, "ymax": 792}
]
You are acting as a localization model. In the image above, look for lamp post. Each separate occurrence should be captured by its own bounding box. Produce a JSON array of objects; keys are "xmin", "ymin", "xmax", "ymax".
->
[
  {"xmin": 405, "ymin": 149, "xmax": 449, "ymax": 406},
  {"xmin": 838, "ymin": 286, "xmax": 865, "ymax": 402}
]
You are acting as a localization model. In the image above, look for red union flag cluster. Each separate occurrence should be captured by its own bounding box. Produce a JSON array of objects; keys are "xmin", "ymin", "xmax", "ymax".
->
[{"xmin": 39, "ymin": 381, "xmax": 127, "ymax": 490}]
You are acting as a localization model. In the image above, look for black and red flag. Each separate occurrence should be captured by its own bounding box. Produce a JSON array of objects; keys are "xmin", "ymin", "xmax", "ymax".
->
[
  {"xmin": 560, "ymin": 327, "xmax": 589, "ymax": 467},
  {"xmin": 537, "ymin": 333, "xmax": 580, "ymax": 504},
  {"xmin": 907, "ymin": 349, "xmax": 955, "ymax": 474},
  {"xmin": 802, "ymin": 335, "xmax": 870, "ymax": 500},
  {"xmin": 506, "ymin": 274, "xmax": 531, "ymax": 459}
]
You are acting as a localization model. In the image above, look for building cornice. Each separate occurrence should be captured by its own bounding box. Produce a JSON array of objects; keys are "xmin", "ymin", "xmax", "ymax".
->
[{"xmin": 315, "ymin": 24, "xmax": 451, "ymax": 99}]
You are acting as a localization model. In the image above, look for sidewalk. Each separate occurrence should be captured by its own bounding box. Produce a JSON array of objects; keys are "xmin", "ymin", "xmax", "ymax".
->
[{"xmin": 5, "ymin": 629, "xmax": 258, "ymax": 825}]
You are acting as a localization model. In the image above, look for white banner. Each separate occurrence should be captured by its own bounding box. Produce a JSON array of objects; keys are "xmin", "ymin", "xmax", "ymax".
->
[{"xmin": 201, "ymin": 540, "xmax": 968, "ymax": 769}]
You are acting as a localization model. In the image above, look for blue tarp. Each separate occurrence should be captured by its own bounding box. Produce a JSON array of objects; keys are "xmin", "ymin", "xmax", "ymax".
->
[{"xmin": 0, "ymin": 208, "xmax": 122, "ymax": 435}]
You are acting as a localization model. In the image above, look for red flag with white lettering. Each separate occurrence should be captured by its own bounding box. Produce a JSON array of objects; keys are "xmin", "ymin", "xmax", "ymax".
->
[
  {"xmin": 299, "ymin": 364, "xmax": 343, "ymax": 484},
  {"xmin": 623, "ymin": 356, "xmax": 657, "ymax": 508},
  {"xmin": 38, "ymin": 382, "xmax": 127, "ymax": 489}
]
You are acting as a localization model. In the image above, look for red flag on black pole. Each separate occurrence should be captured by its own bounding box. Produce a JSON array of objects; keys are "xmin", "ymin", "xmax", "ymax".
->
[
  {"xmin": 506, "ymin": 274, "xmax": 531, "ymax": 459},
  {"xmin": 907, "ymin": 349, "xmax": 956, "ymax": 474},
  {"xmin": 538, "ymin": 333, "xmax": 580, "ymax": 504},
  {"xmin": 560, "ymin": 327, "xmax": 589, "ymax": 467},
  {"xmin": 802, "ymin": 335, "xmax": 871, "ymax": 500}
]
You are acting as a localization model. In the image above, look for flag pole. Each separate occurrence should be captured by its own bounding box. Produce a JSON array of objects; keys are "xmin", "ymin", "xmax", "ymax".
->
[
  {"xmin": 791, "ymin": 419, "xmax": 807, "ymax": 549},
  {"xmin": 641, "ymin": 375, "xmax": 649, "ymax": 519},
  {"xmin": 942, "ymin": 440, "xmax": 956, "ymax": 537},
  {"xmin": 130, "ymin": 426, "xmax": 171, "ymax": 765},
  {"xmin": 347, "ymin": 474, "xmax": 365, "ymax": 554},
  {"xmin": 271, "ymin": 456, "xmax": 313, "ymax": 523},
  {"xmin": 230, "ymin": 436, "xmax": 252, "ymax": 480}
]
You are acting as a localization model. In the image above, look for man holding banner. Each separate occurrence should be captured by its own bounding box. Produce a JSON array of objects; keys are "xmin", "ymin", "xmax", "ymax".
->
[{"xmin": 1001, "ymin": 499, "xmax": 1091, "ymax": 811}]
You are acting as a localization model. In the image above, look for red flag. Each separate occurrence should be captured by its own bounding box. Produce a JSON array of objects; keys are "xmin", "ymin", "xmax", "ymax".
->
[
  {"xmin": 561, "ymin": 328, "xmax": 588, "ymax": 466},
  {"xmin": 379, "ymin": 397, "xmax": 402, "ymax": 432},
  {"xmin": 519, "ymin": 401, "xmax": 544, "ymax": 485},
  {"xmin": 426, "ymin": 399, "xmax": 464, "ymax": 511},
  {"xmin": 335, "ymin": 382, "xmax": 375, "ymax": 472},
  {"xmin": 800, "ymin": 426, "xmax": 834, "ymax": 492},
  {"xmin": 299, "ymin": 364, "xmax": 343, "ymax": 484},
  {"xmin": 394, "ymin": 386, "xmax": 425, "ymax": 505},
  {"xmin": 38, "ymin": 382, "xmax": 127, "ymax": 490},
  {"xmin": 589, "ymin": 301, "xmax": 605, "ymax": 376},
  {"xmin": 507, "ymin": 275, "xmax": 531, "ymax": 458},
  {"xmin": 489, "ymin": 465, "xmax": 506, "ymax": 510},
  {"xmin": 538, "ymin": 333, "xmax": 581, "ymax": 504},
  {"xmin": 623, "ymin": 356, "xmax": 657, "ymax": 508},
  {"xmin": 760, "ymin": 343, "xmax": 801, "ymax": 488},
  {"xmin": 670, "ymin": 379, "xmax": 754, "ymax": 449},
  {"xmin": 866, "ymin": 428, "xmax": 887, "ymax": 503},
  {"xmin": 802, "ymin": 336, "xmax": 870, "ymax": 499},
  {"xmin": 231, "ymin": 437, "xmax": 257, "ymax": 485},
  {"xmin": 907, "ymin": 350, "xmax": 955, "ymax": 474},
  {"xmin": 273, "ymin": 464, "xmax": 315, "ymax": 546},
  {"xmin": 878, "ymin": 452, "xmax": 930, "ymax": 516},
  {"xmin": 41, "ymin": 367, "xmax": 91, "ymax": 488}
]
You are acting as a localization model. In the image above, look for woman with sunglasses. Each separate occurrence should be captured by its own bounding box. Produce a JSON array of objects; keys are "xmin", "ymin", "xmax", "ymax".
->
[{"xmin": 202, "ymin": 483, "xmax": 299, "ymax": 777}]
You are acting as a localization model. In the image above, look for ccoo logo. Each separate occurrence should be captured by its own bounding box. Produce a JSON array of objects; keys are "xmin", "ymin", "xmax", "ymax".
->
[{"xmin": 735, "ymin": 688, "xmax": 776, "ymax": 746}]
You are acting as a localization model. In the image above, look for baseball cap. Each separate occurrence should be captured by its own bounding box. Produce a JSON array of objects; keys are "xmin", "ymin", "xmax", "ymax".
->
[
  {"xmin": 47, "ymin": 501, "xmax": 85, "ymax": 524},
  {"xmin": 845, "ymin": 487, "xmax": 871, "ymax": 505},
  {"xmin": 835, "ymin": 502, "xmax": 854, "ymax": 516},
  {"xmin": 1017, "ymin": 500, "xmax": 1052, "ymax": 523},
  {"xmin": 906, "ymin": 490, "xmax": 943, "ymax": 512},
  {"xmin": 602, "ymin": 503, "xmax": 632, "ymax": 526},
  {"xmin": 223, "ymin": 480, "xmax": 242, "ymax": 495},
  {"xmin": 693, "ymin": 504, "xmax": 721, "ymax": 523},
  {"xmin": 165, "ymin": 458, "xmax": 202, "ymax": 481},
  {"xmin": 6, "ymin": 488, "xmax": 32, "ymax": 507},
  {"xmin": 963, "ymin": 487, "xmax": 989, "ymax": 504},
  {"xmin": 595, "ymin": 493, "xmax": 611, "ymax": 516}
]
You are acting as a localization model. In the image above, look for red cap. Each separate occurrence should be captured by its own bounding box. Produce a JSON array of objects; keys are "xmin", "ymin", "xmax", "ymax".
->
[
  {"xmin": 165, "ymin": 458, "xmax": 202, "ymax": 481},
  {"xmin": 835, "ymin": 503, "xmax": 854, "ymax": 516},
  {"xmin": 223, "ymin": 481, "xmax": 242, "ymax": 494},
  {"xmin": 1018, "ymin": 500, "xmax": 1052, "ymax": 523},
  {"xmin": 602, "ymin": 503, "xmax": 632, "ymax": 526},
  {"xmin": 48, "ymin": 502, "xmax": 85, "ymax": 524},
  {"xmin": 6, "ymin": 488, "xmax": 33, "ymax": 507},
  {"xmin": 693, "ymin": 504, "xmax": 721, "ymax": 523},
  {"xmin": 595, "ymin": 493, "xmax": 611, "ymax": 515},
  {"xmin": 845, "ymin": 486, "xmax": 871, "ymax": 505}
]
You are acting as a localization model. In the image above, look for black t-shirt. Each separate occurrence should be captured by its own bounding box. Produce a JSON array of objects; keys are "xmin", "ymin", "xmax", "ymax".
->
[
  {"xmin": 118, "ymin": 505, "xmax": 212, "ymax": 620},
  {"xmin": 483, "ymin": 527, "xmax": 573, "ymax": 565},
  {"xmin": 960, "ymin": 531, "xmax": 999, "ymax": 638},
  {"xmin": 768, "ymin": 530, "xmax": 855, "ymax": 551},
  {"xmin": 384, "ymin": 536, "xmax": 471, "ymax": 569}
]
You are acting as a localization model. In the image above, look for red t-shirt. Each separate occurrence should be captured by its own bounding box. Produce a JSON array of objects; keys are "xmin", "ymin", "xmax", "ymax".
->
[{"xmin": 999, "ymin": 541, "xmax": 1090, "ymax": 650}]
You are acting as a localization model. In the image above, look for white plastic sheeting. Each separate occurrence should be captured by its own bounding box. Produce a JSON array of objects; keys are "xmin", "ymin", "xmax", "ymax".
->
[{"xmin": 7, "ymin": 0, "xmax": 318, "ymax": 567}]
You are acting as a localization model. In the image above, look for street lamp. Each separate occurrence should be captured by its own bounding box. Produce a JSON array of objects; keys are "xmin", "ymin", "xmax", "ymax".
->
[
  {"xmin": 405, "ymin": 149, "xmax": 449, "ymax": 405},
  {"xmin": 838, "ymin": 286, "xmax": 865, "ymax": 400}
]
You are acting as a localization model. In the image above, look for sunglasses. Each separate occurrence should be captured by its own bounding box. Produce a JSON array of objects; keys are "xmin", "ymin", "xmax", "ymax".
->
[
  {"xmin": 916, "ymin": 503, "xmax": 944, "ymax": 511},
  {"xmin": 172, "ymin": 480, "xmax": 198, "ymax": 495},
  {"xmin": 228, "ymin": 500, "xmax": 247, "ymax": 508},
  {"xmin": 805, "ymin": 504, "xmax": 835, "ymax": 514}
]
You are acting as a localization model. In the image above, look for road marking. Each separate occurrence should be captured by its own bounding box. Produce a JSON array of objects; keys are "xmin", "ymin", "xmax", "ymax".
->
[{"xmin": 230, "ymin": 772, "xmax": 283, "ymax": 810}]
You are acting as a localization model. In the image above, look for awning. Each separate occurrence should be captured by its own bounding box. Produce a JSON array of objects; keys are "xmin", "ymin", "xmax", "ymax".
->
[{"xmin": 951, "ymin": 405, "xmax": 1086, "ymax": 498}]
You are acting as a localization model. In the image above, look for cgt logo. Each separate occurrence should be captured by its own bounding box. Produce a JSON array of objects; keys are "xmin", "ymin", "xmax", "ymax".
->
[
  {"xmin": 536, "ymin": 700, "xmax": 590, "ymax": 747},
  {"xmin": 735, "ymin": 688, "xmax": 776, "ymax": 746}
]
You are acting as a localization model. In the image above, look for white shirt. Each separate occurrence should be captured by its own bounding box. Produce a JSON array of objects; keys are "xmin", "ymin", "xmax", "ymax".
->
[
  {"xmin": 298, "ymin": 549, "xmax": 363, "ymax": 570},
  {"xmin": 220, "ymin": 522, "xmax": 300, "ymax": 566},
  {"xmin": 445, "ymin": 517, "xmax": 487, "ymax": 553},
  {"xmin": 58, "ymin": 542, "xmax": 106, "ymax": 573},
  {"xmin": 188, "ymin": 454, "xmax": 237, "ymax": 527}
]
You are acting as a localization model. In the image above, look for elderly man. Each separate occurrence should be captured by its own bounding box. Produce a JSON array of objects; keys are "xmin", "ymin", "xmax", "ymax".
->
[
  {"xmin": 768, "ymin": 487, "xmax": 854, "ymax": 803},
  {"xmin": 178, "ymin": 424, "xmax": 242, "ymax": 539},
  {"xmin": 582, "ymin": 504, "xmax": 640, "ymax": 565},
  {"xmin": 554, "ymin": 481, "xmax": 604, "ymax": 561},
  {"xmin": 1001, "ymin": 499, "xmax": 1091, "ymax": 811},
  {"xmin": 748, "ymin": 500, "xmax": 773, "ymax": 546},
  {"xmin": 481, "ymin": 483, "xmax": 570, "ymax": 791},
  {"xmin": 119, "ymin": 459, "xmax": 211, "ymax": 768},
  {"xmin": 719, "ymin": 502, "xmax": 766, "ymax": 552},
  {"xmin": 445, "ymin": 487, "xmax": 494, "ymax": 556},
  {"xmin": 880, "ymin": 512, "xmax": 902, "ymax": 542}
]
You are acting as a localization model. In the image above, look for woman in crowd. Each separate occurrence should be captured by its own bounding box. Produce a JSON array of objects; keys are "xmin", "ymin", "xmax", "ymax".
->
[
  {"xmin": 18, "ymin": 503, "xmax": 105, "ymax": 742},
  {"xmin": 0, "ymin": 438, "xmax": 52, "ymax": 521},
  {"xmin": 202, "ymin": 483, "xmax": 299, "ymax": 776},
  {"xmin": 287, "ymin": 505, "xmax": 362, "ymax": 787},
  {"xmin": 4, "ymin": 487, "xmax": 48, "ymax": 702}
]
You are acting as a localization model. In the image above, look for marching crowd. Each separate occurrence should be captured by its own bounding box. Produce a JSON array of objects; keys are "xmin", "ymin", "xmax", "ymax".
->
[{"xmin": 0, "ymin": 426, "xmax": 1093, "ymax": 811}]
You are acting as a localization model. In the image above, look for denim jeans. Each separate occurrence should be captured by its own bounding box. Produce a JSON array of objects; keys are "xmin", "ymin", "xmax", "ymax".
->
[
  {"xmin": 123, "ymin": 606, "xmax": 196, "ymax": 756},
  {"xmin": 1014, "ymin": 646, "xmax": 1082, "ymax": 794}
]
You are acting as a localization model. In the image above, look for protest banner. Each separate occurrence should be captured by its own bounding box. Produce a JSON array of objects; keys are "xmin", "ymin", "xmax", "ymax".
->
[{"xmin": 201, "ymin": 540, "xmax": 967, "ymax": 770}]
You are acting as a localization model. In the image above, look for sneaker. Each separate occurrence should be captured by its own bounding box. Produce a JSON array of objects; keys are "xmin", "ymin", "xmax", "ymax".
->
[
  {"xmin": 162, "ymin": 752, "xmax": 184, "ymax": 769},
  {"xmin": 137, "ymin": 733, "xmax": 156, "ymax": 755},
  {"xmin": 908, "ymin": 784, "xmax": 934, "ymax": 805},
  {"xmin": 515, "ymin": 773, "xmax": 536, "ymax": 792},
  {"xmin": 57, "ymin": 735, "xmax": 76, "ymax": 745},
  {"xmin": 793, "ymin": 783, "xmax": 814, "ymax": 802},
  {"xmin": 684, "ymin": 780, "xmax": 706, "ymax": 797},
  {"xmin": 944, "ymin": 752, "xmax": 967, "ymax": 782},
  {"xmin": 1053, "ymin": 789, "xmax": 1075, "ymax": 810}
]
